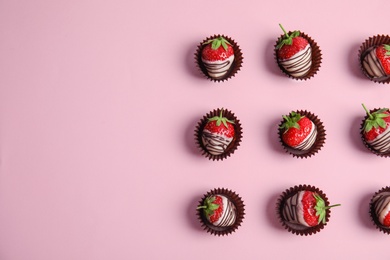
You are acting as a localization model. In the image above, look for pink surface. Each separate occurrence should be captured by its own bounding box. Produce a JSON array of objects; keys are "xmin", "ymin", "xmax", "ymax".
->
[{"xmin": 1, "ymin": 0, "xmax": 390, "ymax": 259}]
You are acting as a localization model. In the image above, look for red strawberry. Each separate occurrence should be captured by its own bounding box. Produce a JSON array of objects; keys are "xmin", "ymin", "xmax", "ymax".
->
[
  {"xmin": 302, "ymin": 191, "xmax": 320, "ymax": 226},
  {"xmin": 280, "ymin": 112, "xmax": 315, "ymax": 149},
  {"xmin": 383, "ymin": 212, "xmax": 390, "ymax": 227},
  {"xmin": 201, "ymin": 37, "xmax": 234, "ymax": 62},
  {"xmin": 204, "ymin": 109, "xmax": 235, "ymax": 138},
  {"xmin": 375, "ymin": 44, "xmax": 390, "ymax": 75},
  {"xmin": 362, "ymin": 104, "xmax": 390, "ymax": 142},
  {"xmin": 301, "ymin": 191, "xmax": 340, "ymax": 227},
  {"xmin": 197, "ymin": 195, "xmax": 224, "ymax": 224},
  {"xmin": 276, "ymin": 24, "xmax": 309, "ymax": 60}
]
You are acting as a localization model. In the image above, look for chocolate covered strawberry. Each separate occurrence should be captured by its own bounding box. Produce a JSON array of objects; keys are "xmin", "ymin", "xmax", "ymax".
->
[
  {"xmin": 282, "ymin": 190, "xmax": 340, "ymax": 227},
  {"xmin": 201, "ymin": 36, "xmax": 235, "ymax": 79},
  {"xmin": 362, "ymin": 44, "xmax": 390, "ymax": 80},
  {"xmin": 202, "ymin": 109, "xmax": 235, "ymax": 155},
  {"xmin": 362, "ymin": 104, "xmax": 390, "ymax": 153},
  {"xmin": 280, "ymin": 111, "xmax": 317, "ymax": 151},
  {"xmin": 276, "ymin": 24, "xmax": 312, "ymax": 78},
  {"xmin": 372, "ymin": 191, "xmax": 390, "ymax": 228},
  {"xmin": 197, "ymin": 195, "xmax": 236, "ymax": 227}
]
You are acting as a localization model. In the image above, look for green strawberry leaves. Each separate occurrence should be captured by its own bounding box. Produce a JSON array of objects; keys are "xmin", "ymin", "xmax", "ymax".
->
[
  {"xmin": 197, "ymin": 196, "xmax": 219, "ymax": 216},
  {"xmin": 203, "ymin": 36, "xmax": 231, "ymax": 51},
  {"xmin": 276, "ymin": 23, "xmax": 301, "ymax": 49},
  {"xmin": 384, "ymin": 44, "xmax": 390, "ymax": 56},
  {"xmin": 313, "ymin": 194, "xmax": 326, "ymax": 224},
  {"xmin": 362, "ymin": 103, "xmax": 390, "ymax": 133},
  {"xmin": 313, "ymin": 193, "xmax": 341, "ymax": 224},
  {"xmin": 208, "ymin": 108, "xmax": 235, "ymax": 129},
  {"xmin": 279, "ymin": 111, "xmax": 302, "ymax": 133}
]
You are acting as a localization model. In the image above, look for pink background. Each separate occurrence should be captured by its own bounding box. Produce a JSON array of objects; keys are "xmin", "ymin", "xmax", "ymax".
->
[{"xmin": 1, "ymin": 0, "xmax": 390, "ymax": 259}]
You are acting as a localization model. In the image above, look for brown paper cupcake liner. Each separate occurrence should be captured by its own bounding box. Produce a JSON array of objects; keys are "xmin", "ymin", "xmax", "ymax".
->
[
  {"xmin": 278, "ymin": 110, "xmax": 326, "ymax": 158},
  {"xmin": 276, "ymin": 184, "xmax": 331, "ymax": 236},
  {"xmin": 274, "ymin": 31, "xmax": 322, "ymax": 80},
  {"xmin": 369, "ymin": 186, "xmax": 390, "ymax": 234},
  {"xmin": 194, "ymin": 108, "xmax": 243, "ymax": 161},
  {"xmin": 359, "ymin": 35, "xmax": 390, "ymax": 84},
  {"xmin": 197, "ymin": 187, "xmax": 245, "ymax": 236},
  {"xmin": 360, "ymin": 107, "xmax": 390, "ymax": 157},
  {"xmin": 195, "ymin": 34, "xmax": 243, "ymax": 82}
]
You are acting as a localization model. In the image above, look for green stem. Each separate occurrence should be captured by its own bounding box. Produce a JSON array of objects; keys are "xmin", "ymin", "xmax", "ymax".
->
[
  {"xmin": 325, "ymin": 204, "xmax": 341, "ymax": 209},
  {"xmin": 196, "ymin": 205, "xmax": 207, "ymax": 210},
  {"xmin": 279, "ymin": 23, "xmax": 289, "ymax": 37},
  {"xmin": 362, "ymin": 103, "xmax": 373, "ymax": 120},
  {"xmin": 219, "ymin": 108, "xmax": 224, "ymax": 118}
]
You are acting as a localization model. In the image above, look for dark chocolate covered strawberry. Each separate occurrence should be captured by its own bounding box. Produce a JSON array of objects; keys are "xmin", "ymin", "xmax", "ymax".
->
[
  {"xmin": 280, "ymin": 111, "xmax": 317, "ymax": 151},
  {"xmin": 276, "ymin": 24, "xmax": 312, "ymax": 78},
  {"xmin": 362, "ymin": 44, "xmax": 390, "ymax": 80},
  {"xmin": 361, "ymin": 103, "xmax": 390, "ymax": 154},
  {"xmin": 201, "ymin": 36, "xmax": 235, "ymax": 79},
  {"xmin": 282, "ymin": 190, "xmax": 340, "ymax": 227},
  {"xmin": 197, "ymin": 195, "xmax": 236, "ymax": 227},
  {"xmin": 202, "ymin": 109, "xmax": 235, "ymax": 155}
]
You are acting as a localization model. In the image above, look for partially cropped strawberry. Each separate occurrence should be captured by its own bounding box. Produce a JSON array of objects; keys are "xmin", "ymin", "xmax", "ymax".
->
[
  {"xmin": 201, "ymin": 36, "xmax": 235, "ymax": 79},
  {"xmin": 362, "ymin": 44, "xmax": 390, "ymax": 79},
  {"xmin": 283, "ymin": 191, "xmax": 340, "ymax": 227},
  {"xmin": 197, "ymin": 195, "xmax": 236, "ymax": 227},
  {"xmin": 384, "ymin": 213, "xmax": 390, "ymax": 227},
  {"xmin": 202, "ymin": 109, "xmax": 235, "ymax": 155},
  {"xmin": 362, "ymin": 104, "xmax": 390, "ymax": 141},
  {"xmin": 361, "ymin": 104, "xmax": 390, "ymax": 154},
  {"xmin": 280, "ymin": 112, "xmax": 317, "ymax": 151},
  {"xmin": 376, "ymin": 45, "xmax": 390, "ymax": 74},
  {"xmin": 276, "ymin": 24, "xmax": 312, "ymax": 77},
  {"xmin": 383, "ymin": 213, "xmax": 390, "ymax": 227},
  {"xmin": 372, "ymin": 191, "xmax": 390, "ymax": 227}
]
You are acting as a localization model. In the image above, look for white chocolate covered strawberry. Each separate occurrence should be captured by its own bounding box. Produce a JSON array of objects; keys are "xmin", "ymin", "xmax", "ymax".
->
[
  {"xmin": 197, "ymin": 194, "xmax": 236, "ymax": 227},
  {"xmin": 280, "ymin": 111, "xmax": 317, "ymax": 151},
  {"xmin": 202, "ymin": 109, "xmax": 235, "ymax": 155},
  {"xmin": 361, "ymin": 104, "xmax": 390, "ymax": 154},
  {"xmin": 201, "ymin": 37, "xmax": 235, "ymax": 79},
  {"xmin": 282, "ymin": 190, "xmax": 340, "ymax": 227},
  {"xmin": 276, "ymin": 24, "xmax": 312, "ymax": 78},
  {"xmin": 362, "ymin": 44, "xmax": 390, "ymax": 80}
]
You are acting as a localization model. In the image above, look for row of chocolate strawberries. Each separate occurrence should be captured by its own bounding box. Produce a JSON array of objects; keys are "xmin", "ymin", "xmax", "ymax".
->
[
  {"xmin": 196, "ymin": 185, "xmax": 390, "ymax": 236},
  {"xmin": 194, "ymin": 105, "xmax": 390, "ymax": 160},
  {"xmin": 195, "ymin": 24, "xmax": 390, "ymax": 84}
]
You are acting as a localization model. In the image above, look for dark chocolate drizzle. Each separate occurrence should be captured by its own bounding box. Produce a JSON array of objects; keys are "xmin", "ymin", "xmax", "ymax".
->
[
  {"xmin": 202, "ymin": 131, "xmax": 232, "ymax": 155},
  {"xmin": 202, "ymin": 59, "xmax": 232, "ymax": 78},
  {"xmin": 279, "ymin": 46, "xmax": 312, "ymax": 77}
]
